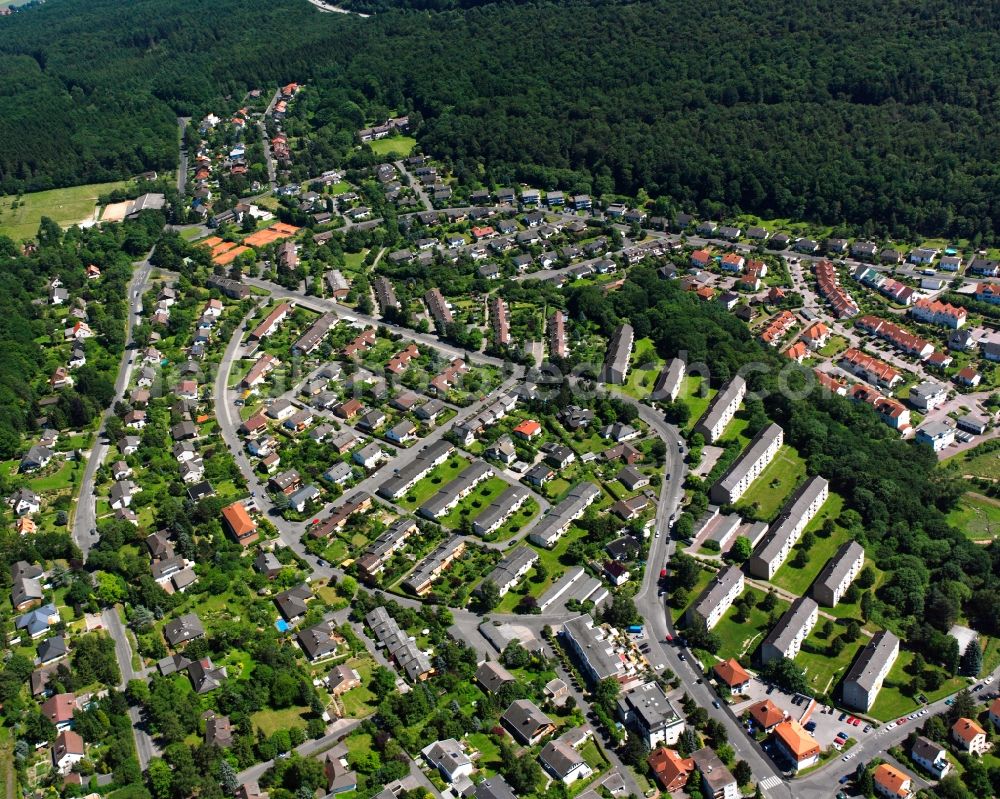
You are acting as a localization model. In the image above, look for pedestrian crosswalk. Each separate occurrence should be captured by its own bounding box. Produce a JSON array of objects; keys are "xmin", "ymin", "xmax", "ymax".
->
[{"xmin": 758, "ymin": 775, "xmax": 783, "ymax": 793}]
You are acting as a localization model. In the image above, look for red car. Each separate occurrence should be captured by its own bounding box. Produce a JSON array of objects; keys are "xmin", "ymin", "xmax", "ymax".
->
[
  {"xmin": 852, "ymin": 718, "xmax": 861, "ymax": 726},
  {"xmin": 665, "ymin": 634, "xmax": 673, "ymax": 642}
]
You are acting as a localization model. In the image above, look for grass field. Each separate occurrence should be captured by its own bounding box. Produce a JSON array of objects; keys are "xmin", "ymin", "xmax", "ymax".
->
[
  {"xmin": 679, "ymin": 374, "xmax": 716, "ymax": 433},
  {"xmin": 438, "ymin": 476, "xmax": 510, "ymax": 530},
  {"xmin": 735, "ymin": 445, "xmax": 808, "ymax": 521},
  {"xmin": 796, "ymin": 633, "xmax": 864, "ymax": 697},
  {"xmin": 869, "ymin": 650, "xmax": 966, "ymax": 721},
  {"xmin": 338, "ymin": 656, "xmax": 378, "ymax": 718},
  {"xmin": 771, "ymin": 493, "xmax": 849, "ymax": 595},
  {"xmin": 712, "ymin": 587, "xmax": 790, "ymax": 663},
  {"xmin": 818, "ymin": 335, "xmax": 849, "ymax": 358},
  {"xmin": 369, "ymin": 136, "xmax": 417, "ymax": 157},
  {"xmin": 250, "ymin": 705, "xmax": 310, "ymax": 734},
  {"xmin": 399, "ymin": 456, "xmax": 468, "ymax": 510},
  {"xmin": 495, "ymin": 526, "xmax": 587, "ymax": 612},
  {"xmin": 672, "ymin": 566, "xmax": 717, "ymax": 623},
  {"xmin": 0, "ymin": 180, "xmax": 129, "ymax": 240},
  {"xmin": 945, "ymin": 492, "xmax": 1000, "ymax": 541}
]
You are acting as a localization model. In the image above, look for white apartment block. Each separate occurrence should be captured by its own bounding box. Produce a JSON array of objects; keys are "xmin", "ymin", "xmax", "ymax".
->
[{"xmin": 710, "ymin": 423, "xmax": 783, "ymax": 505}]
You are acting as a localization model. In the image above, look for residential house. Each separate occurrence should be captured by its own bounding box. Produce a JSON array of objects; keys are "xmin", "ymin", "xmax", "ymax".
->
[
  {"xmin": 52, "ymin": 730, "xmax": 85, "ymax": 774},
  {"xmin": 951, "ymin": 718, "xmax": 989, "ymax": 755},
  {"xmin": 501, "ymin": 699, "xmax": 556, "ymax": 746},
  {"xmin": 712, "ymin": 658, "xmax": 750, "ymax": 693},
  {"xmin": 539, "ymin": 738, "xmax": 591, "ymax": 786},
  {"xmin": 421, "ymin": 739, "xmax": 474, "ymax": 784},
  {"xmin": 873, "ymin": 763, "xmax": 912, "ymax": 799},
  {"xmin": 648, "ymin": 747, "xmax": 695, "ymax": 793},
  {"xmin": 911, "ymin": 736, "xmax": 951, "ymax": 779}
]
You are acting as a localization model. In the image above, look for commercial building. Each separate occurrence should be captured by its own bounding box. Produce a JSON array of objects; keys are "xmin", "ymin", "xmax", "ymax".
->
[
  {"xmin": 694, "ymin": 376, "xmax": 747, "ymax": 443},
  {"xmin": 561, "ymin": 615, "xmax": 629, "ymax": 684},
  {"xmin": 748, "ymin": 475, "xmax": 829, "ymax": 579},
  {"xmin": 709, "ymin": 423, "xmax": 783, "ymax": 505},
  {"xmin": 842, "ymin": 630, "xmax": 900, "ymax": 712}
]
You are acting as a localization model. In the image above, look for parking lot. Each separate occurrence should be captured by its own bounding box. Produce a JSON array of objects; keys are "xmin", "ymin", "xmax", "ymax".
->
[{"xmin": 731, "ymin": 676, "xmax": 876, "ymax": 751}]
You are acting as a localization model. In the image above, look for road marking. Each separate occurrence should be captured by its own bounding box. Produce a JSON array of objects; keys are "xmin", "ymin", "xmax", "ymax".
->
[{"xmin": 758, "ymin": 775, "xmax": 782, "ymax": 792}]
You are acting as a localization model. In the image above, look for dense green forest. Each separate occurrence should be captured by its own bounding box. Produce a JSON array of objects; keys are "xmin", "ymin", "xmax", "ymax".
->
[{"xmin": 5, "ymin": 0, "xmax": 1000, "ymax": 239}]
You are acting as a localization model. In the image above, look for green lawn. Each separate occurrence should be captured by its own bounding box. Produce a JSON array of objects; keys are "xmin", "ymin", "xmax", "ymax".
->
[
  {"xmin": 672, "ymin": 567, "xmax": 717, "ymax": 624},
  {"xmin": 25, "ymin": 460, "xmax": 79, "ymax": 493},
  {"xmin": 495, "ymin": 526, "xmax": 588, "ymax": 612},
  {"xmin": 735, "ymin": 445, "xmax": 808, "ymax": 522},
  {"xmin": 250, "ymin": 705, "xmax": 310, "ymax": 735},
  {"xmin": 796, "ymin": 633, "xmax": 865, "ymax": 697},
  {"xmin": 818, "ymin": 335, "xmax": 849, "ymax": 358},
  {"xmin": 948, "ymin": 442, "xmax": 1000, "ymax": 480},
  {"xmin": 482, "ymin": 497, "xmax": 539, "ymax": 543},
  {"xmin": 438, "ymin": 476, "xmax": 509, "ymax": 529},
  {"xmin": 771, "ymin": 495, "xmax": 851, "ymax": 596},
  {"xmin": 369, "ymin": 136, "xmax": 417, "ymax": 157},
  {"xmin": 343, "ymin": 250, "xmax": 368, "ymax": 272},
  {"xmin": 622, "ymin": 337, "xmax": 664, "ymax": 399},
  {"xmin": 680, "ymin": 375, "xmax": 716, "ymax": 433},
  {"xmin": 712, "ymin": 587, "xmax": 790, "ymax": 663},
  {"xmin": 945, "ymin": 492, "xmax": 1000, "ymax": 541},
  {"xmin": 399, "ymin": 456, "xmax": 469, "ymax": 510},
  {"xmin": 869, "ymin": 649, "xmax": 966, "ymax": 721},
  {"xmin": 338, "ymin": 656, "xmax": 378, "ymax": 718},
  {"xmin": 0, "ymin": 180, "xmax": 130, "ymax": 240},
  {"xmin": 468, "ymin": 732, "xmax": 502, "ymax": 773}
]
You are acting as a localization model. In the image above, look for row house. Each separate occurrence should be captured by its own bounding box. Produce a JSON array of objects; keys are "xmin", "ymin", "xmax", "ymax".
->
[{"xmin": 909, "ymin": 298, "xmax": 967, "ymax": 329}]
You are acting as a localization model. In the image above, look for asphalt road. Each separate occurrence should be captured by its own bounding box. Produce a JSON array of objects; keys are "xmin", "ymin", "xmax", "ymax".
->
[
  {"xmin": 102, "ymin": 608, "xmax": 159, "ymax": 768},
  {"xmin": 72, "ymin": 250, "xmax": 155, "ymax": 557},
  {"xmin": 237, "ymin": 718, "xmax": 362, "ymax": 784},
  {"xmin": 176, "ymin": 117, "xmax": 190, "ymax": 194}
]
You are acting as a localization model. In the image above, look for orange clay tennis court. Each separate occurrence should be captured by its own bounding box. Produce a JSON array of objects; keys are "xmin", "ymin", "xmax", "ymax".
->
[{"xmin": 243, "ymin": 222, "xmax": 300, "ymax": 248}]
